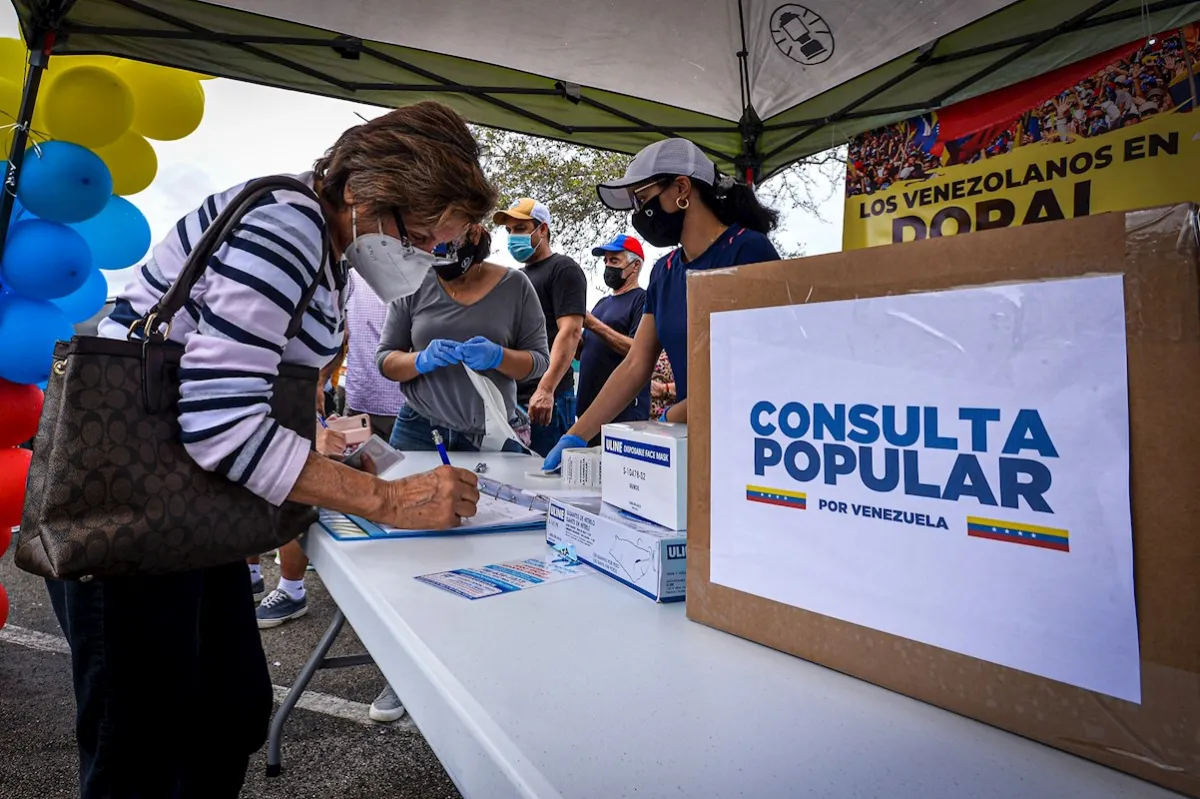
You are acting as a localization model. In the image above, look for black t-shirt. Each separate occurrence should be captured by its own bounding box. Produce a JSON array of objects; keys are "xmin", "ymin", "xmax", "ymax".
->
[
  {"xmin": 576, "ymin": 288, "xmax": 649, "ymax": 427},
  {"xmin": 519, "ymin": 253, "xmax": 587, "ymax": 401}
]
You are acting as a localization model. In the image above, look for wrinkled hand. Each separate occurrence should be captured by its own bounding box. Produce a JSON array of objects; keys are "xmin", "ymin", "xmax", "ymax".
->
[
  {"xmin": 458, "ymin": 335, "xmax": 504, "ymax": 371},
  {"xmin": 316, "ymin": 426, "xmax": 348, "ymax": 459},
  {"xmin": 415, "ymin": 339, "xmax": 462, "ymax": 374},
  {"xmin": 542, "ymin": 433, "xmax": 587, "ymax": 472},
  {"xmin": 380, "ymin": 465, "xmax": 480, "ymax": 530},
  {"xmin": 528, "ymin": 386, "xmax": 554, "ymax": 426}
]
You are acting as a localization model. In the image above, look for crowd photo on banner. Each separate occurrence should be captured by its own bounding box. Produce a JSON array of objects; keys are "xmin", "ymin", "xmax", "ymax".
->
[{"xmin": 847, "ymin": 25, "xmax": 1199, "ymax": 197}]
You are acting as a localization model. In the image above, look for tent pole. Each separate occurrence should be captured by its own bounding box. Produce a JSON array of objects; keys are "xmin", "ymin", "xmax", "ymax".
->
[{"xmin": 0, "ymin": 30, "xmax": 52, "ymax": 250}]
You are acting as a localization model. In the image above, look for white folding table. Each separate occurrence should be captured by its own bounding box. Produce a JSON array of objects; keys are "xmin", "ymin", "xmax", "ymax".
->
[{"xmin": 268, "ymin": 451, "xmax": 1180, "ymax": 798}]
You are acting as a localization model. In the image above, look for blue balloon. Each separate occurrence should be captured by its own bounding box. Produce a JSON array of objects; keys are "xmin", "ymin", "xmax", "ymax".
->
[
  {"xmin": 17, "ymin": 141, "xmax": 113, "ymax": 223},
  {"xmin": 0, "ymin": 293, "xmax": 74, "ymax": 385},
  {"xmin": 1, "ymin": 219, "xmax": 92, "ymax": 300},
  {"xmin": 69, "ymin": 195, "xmax": 151, "ymax": 271},
  {"xmin": 52, "ymin": 265, "xmax": 108, "ymax": 323}
]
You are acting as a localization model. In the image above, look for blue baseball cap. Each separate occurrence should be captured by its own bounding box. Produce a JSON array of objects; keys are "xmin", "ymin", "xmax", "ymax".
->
[{"xmin": 591, "ymin": 234, "xmax": 645, "ymax": 259}]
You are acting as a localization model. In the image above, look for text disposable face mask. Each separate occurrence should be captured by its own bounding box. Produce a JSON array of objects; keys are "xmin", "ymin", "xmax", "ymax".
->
[{"xmin": 343, "ymin": 207, "xmax": 460, "ymax": 303}]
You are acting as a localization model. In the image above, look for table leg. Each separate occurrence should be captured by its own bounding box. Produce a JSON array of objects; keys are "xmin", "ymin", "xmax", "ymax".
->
[{"xmin": 266, "ymin": 608, "xmax": 347, "ymax": 777}]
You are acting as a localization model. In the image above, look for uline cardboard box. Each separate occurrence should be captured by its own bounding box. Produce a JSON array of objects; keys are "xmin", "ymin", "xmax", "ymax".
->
[
  {"xmin": 686, "ymin": 205, "xmax": 1200, "ymax": 797},
  {"xmin": 546, "ymin": 498, "xmax": 686, "ymax": 602},
  {"xmin": 600, "ymin": 420, "xmax": 688, "ymax": 530}
]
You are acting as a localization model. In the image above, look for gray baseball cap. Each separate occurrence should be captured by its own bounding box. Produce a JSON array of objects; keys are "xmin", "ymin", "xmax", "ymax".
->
[{"xmin": 596, "ymin": 138, "xmax": 717, "ymax": 211}]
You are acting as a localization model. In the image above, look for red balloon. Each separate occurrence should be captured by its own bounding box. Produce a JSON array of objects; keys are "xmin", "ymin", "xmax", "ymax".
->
[
  {"xmin": 0, "ymin": 447, "xmax": 33, "ymax": 528},
  {"xmin": 0, "ymin": 583, "xmax": 8, "ymax": 631},
  {"xmin": 0, "ymin": 380, "xmax": 44, "ymax": 448},
  {"xmin": 0, "ymin": 524, "xmax": 10, "ymax": 559}
]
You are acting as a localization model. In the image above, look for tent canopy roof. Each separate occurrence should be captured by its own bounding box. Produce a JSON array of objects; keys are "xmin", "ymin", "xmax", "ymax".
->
[{"xmin": 11, "ymin": 0, "xmax": 1200, "ymax": 178}]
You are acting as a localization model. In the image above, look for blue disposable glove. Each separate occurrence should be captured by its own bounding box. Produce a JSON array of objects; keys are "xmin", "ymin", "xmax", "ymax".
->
[
  {"xmin": 542, "ymin": 433, "xmax": 588, "ymax": 472},
  {"xmin": 658, "ymin": 407, "xmax": 670, "ymax": 421},
  {"xmin": 458, "ymin": 335, "xmax": 504, "ymax": 371},
  {"xmin": 415, "ymin": 339, "xmax": 462, "ymax": 374}
]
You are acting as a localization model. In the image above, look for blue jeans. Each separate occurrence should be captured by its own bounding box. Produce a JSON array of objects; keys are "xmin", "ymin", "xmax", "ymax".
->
[
  {"xmin": 528, "ymin": 392, "xmax": 577, "ymax": 458},
  {"xmin": 389, "ymin": 405, "xmax": 526, "ymax": 453},
  {"xmin": 45, "ymin": 561, "xmax": 271, "ymax": 798}
]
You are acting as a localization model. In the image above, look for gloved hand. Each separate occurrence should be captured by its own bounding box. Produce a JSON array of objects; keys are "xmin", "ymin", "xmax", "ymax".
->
[
  {"xmin": 542, "ymin": 433, "xmax": 588, "ymax": 472},
  {"xmin": 458, "ymin": 335, "xmax": 504, "ymax": 371},
  {"xmin": 415, "ymin": 339, "xmax": 462, "ymax": 374}
]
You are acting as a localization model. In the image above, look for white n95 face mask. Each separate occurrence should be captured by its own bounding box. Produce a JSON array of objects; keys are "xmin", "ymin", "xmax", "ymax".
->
[{"xmin": 342, "ymin": 207, "xmax": 457, "ymax": 303}]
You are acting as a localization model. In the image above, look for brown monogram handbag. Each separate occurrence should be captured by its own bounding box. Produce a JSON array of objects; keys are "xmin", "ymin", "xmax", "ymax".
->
[{"xmin": 16, "ymin": 176, "xmax": 328, "ymax": 581}]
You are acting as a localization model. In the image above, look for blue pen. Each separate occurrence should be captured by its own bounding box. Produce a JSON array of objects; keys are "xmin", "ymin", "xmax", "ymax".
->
[
  {"xmin": 316, "ymin": 413, "xmax": 329, "ymax": 429},
  {"xmin": 432, "ymin": 429, "xmax": 451, "ymax": 466}
]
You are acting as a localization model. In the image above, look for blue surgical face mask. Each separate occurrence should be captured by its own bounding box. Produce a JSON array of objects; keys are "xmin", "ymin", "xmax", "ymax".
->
[{"xmin": 507, "ymin": 229, "xmax": 539, "ymax": 263}]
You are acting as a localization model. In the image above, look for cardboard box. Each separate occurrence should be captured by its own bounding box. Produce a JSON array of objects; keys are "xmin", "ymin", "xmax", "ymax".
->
[
  {"xmin": 546, "ymin": 498, "xmax": 686, "ymax": 602},
  {"xmin": 686, "ymin": 205, "xmax": 1200, "ymax": 797},
  {"xmin": 600, "ymin": 421, "xmax": 688, "ymax": 530}
]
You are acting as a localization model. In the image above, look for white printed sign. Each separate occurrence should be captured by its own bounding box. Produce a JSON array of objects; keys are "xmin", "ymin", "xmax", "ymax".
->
[{"xmin": 709, "ymin": 275, "xmax": 1140, "ymax": 702}]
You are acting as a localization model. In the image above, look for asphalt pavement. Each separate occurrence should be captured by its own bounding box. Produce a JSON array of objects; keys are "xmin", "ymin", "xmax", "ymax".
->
[{"xmin": 0, "ymin": 547, "xmax": 461, "ymax": 799}]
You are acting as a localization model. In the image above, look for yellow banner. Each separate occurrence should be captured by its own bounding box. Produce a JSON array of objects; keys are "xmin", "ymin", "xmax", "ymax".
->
[{"xmin": 842, "ymin": 111, "xmax": 1200, "ymax": 250}]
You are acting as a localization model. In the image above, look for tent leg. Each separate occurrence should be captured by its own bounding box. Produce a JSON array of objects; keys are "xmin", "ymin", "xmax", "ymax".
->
[{"xmin": 0, "ymin": 30, "xmax": 52, "ymax": 250}]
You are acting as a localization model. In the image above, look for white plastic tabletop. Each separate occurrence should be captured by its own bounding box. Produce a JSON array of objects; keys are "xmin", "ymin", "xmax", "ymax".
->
[{"xmin": 305, "ymin": 451, "xmax": 1179, "ymax": 799}]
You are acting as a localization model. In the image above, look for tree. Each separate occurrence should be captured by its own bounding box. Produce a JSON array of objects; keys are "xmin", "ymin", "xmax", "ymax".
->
[
  {"xmin": 473, "ymin": 125, "xmax": 844, "ymax": 267},
  {"xmin": 474, "ymin": 126, "xmax": 631, "ymax": 263}
]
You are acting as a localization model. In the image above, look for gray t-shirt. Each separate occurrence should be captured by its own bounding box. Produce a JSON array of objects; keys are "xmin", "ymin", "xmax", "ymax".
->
[{"xmin": 375, "ymin": 267, "xmax": 550, "ymax": 437}]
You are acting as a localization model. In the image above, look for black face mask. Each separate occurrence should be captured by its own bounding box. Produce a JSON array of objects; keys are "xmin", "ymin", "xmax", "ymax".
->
[
  {"xmin": 631, "ymin": 195, "xmax": 685, "ymax": 248},
  {"xmin": 432, "ymin": 229, "xmax": 487, "ymax": 281},
  {"xmin": 603, "ymin": 266, "xmax": 627, "ymax": 290},
  {"xmin": 431, "ymin": 238, "xmax": 480, "ymax": 282}
]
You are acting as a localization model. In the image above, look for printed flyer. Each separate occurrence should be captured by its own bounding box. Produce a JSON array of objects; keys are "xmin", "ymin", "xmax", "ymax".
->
[{"xmin": 415, "ymin": 552, "xmax": 595, "ymax": 600}]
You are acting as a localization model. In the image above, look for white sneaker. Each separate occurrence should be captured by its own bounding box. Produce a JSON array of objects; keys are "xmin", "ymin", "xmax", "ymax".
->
[{"xmin": 369, "ymin": 684, "xmax": 406, "ymax": 723}]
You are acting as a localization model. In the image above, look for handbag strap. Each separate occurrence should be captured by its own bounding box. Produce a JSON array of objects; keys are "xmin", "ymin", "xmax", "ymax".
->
[{"xmin": 134, "ymin": 175, "xmax": 331, "ymax": 343}]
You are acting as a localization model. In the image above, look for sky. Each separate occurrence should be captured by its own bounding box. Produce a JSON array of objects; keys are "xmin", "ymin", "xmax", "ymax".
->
[{"xmin": 0, "ymin": 7, "xmax": 844, "ymax": 309}]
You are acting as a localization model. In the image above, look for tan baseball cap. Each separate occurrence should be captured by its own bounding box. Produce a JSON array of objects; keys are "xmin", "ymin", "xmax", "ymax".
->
[{"xmin": 492, "ymin": 197, "xmax": 552, "ymax": 226}]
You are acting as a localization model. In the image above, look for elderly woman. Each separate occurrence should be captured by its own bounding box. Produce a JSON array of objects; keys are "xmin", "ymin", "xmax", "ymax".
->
[{"xmin": 47, "ymin": 101, "xmax": 493, "ymax": 799}]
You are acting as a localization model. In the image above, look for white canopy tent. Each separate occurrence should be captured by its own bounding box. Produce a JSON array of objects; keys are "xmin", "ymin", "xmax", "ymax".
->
[{"xmin": 6, "ymin": 0, "xmax": 1199, "ymax": 182}]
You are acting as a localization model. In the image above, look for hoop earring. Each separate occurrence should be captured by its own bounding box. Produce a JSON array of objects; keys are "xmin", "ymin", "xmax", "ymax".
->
[{"xmin": 676, "ymin": 197, "xmax": 690, "ymax": 210}]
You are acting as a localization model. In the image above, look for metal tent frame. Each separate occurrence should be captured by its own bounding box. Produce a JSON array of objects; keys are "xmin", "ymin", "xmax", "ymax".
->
[{"xmin": 2, "ymin": 0, "xmax": 1199, "ymax": 246}]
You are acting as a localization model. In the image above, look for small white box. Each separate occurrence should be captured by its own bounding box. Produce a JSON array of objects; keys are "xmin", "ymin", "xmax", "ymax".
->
[
  {"xmin": 600, "ymin": 421, "xmax": 688, "ymax": 530},
  {"xmin": 546, "ymin": 499, "xmax": 686, "ymax": 602}
]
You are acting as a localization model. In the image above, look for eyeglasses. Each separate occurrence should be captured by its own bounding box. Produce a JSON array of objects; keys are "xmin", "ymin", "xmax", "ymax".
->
[{"xmin": 629, "ymin": 179, "xmax": 669, "ymax": 212}]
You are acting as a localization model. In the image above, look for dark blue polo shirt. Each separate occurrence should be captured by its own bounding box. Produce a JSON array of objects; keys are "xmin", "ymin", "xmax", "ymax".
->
[
  {"xmin": 644, "ymin": 224, "xmax": 779, "ymax": 403},
  {"xmin": 577, "ymin": 287, "xmax": 649, "ymax": 425}
]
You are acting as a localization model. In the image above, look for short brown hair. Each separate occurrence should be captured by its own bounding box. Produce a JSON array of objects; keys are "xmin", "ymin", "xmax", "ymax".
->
[{"xmin": 314, "ymin": 101, "xmax": 497, "ymax": 229}]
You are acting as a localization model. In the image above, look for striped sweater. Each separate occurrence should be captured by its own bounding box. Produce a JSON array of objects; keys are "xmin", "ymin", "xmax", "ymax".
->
[{"xmin": 99, "ymin": 172, "xmax": 345, "ymax": 506}]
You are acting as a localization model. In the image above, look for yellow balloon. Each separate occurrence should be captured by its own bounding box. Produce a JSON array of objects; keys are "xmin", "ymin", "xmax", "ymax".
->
[
  {"xmin": 115, "ymin": 61, "xmax": 205, "ymax": 141},
  {"xmin": 42, "ymin": 65, "xmax": 133, "ymax": 148},
  {"xmin": 0, "ymin": 76, "xmax": 21, "ymax": 157},
  {"xmin": 0, "ymin": 38, "xmax": 27, "ymax": 83},
  {"xmin": 94, "ymin": 130, "xmax": 158, "ymax": 196}
]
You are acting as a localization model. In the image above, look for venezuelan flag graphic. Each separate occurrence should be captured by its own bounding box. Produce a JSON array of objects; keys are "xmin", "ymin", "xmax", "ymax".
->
[
  {"xmin": 967, "ymin": 516, "xmax": 1069, "ymax": 552},
  {"xmin": 746, "ymin": 485, "xmax": 807, "ymax": 510}
]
